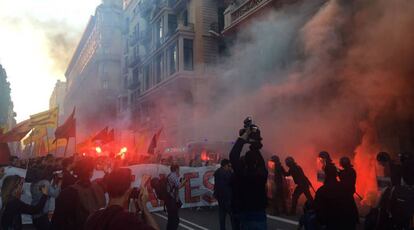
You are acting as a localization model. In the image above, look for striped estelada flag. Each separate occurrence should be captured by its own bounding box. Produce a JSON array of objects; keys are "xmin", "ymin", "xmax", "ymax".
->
[
  {"xmin": 30, "ymin": 107, "xmax": 59, "ymax": 128},
  {"xmin": 22, "ymin": 126, "xmax": 48, "ymax": 146}
]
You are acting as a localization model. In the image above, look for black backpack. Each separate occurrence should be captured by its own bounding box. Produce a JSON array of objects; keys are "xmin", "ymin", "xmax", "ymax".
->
[{"xmin": 150, "ymin": 177, "xmax": 170, "ymax": 202}]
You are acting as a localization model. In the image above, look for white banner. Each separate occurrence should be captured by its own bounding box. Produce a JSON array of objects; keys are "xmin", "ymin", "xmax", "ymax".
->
[{"xmin": 1, "ymin": 164, "xmax": 219, "ymax": 223}]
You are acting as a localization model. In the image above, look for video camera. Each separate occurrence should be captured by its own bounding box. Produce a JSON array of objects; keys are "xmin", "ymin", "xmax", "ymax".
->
[{"xmin": 239, "ymin": 117, "xmax": 262, "ymax": 143}]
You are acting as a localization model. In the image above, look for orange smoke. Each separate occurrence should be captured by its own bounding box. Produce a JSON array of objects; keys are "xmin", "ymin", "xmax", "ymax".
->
[{"xmin": 353, "ymin": 122, "xmax": 380, "ymax": 206}]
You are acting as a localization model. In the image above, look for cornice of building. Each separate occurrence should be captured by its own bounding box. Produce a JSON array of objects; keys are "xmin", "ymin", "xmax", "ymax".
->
[{"xmin": 65, "ymin": 16, "xmax": 96, "ymax": 78}]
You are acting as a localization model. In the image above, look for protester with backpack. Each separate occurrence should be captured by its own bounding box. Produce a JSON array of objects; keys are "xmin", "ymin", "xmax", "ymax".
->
[
  {"xmin": 51, "ymin": 157, "xmax": 106, "ymax": 230},
  {"xmin": 85, "ymin": 168, "xmax": 159, "ymax": 230},
  {"xmin": 1, "ymin": 175, "xmax": 48, "ymax": 230},
  {"xmin": 166, "ymin": 164, "xmax": 187, "ymax": 230}
]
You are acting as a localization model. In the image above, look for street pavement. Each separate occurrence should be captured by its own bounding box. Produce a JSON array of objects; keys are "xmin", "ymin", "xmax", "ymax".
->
[
  {"xmin": 22, "ymin": 207, "xmax": 299, "ymax": 230},
  {"xmin": 153, "ymin": 207, "xmax": 299, "ymax": 230},
  {"xmin": 23, "ymin": 206, "xmax": 366, "ymax": 230}
]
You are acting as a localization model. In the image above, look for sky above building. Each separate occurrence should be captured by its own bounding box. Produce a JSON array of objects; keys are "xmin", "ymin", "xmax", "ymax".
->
[{"xmin": 0, "ymin": 0, "xmax": 101, "ymax": 122}]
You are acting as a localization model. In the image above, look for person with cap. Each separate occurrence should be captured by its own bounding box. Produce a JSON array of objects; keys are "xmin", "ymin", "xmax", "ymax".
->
[
  {"xmin": 85, "ymin": 168, "xmax": 159, "ymax": 230},
  {"xmin": 271, "ymin": 155, "xmax": 288, "ymax": 216},
  {"xmin": 284, "ymin": 156, "xmax": 313, "ymax": 215}
]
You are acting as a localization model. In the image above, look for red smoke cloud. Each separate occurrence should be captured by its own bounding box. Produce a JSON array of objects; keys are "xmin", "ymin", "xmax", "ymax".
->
[{"xmin": 191, "ymin": 0, "xmax": 414, "ymax": 202}]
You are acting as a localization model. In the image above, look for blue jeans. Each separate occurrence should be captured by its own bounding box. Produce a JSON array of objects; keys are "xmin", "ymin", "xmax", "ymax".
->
[{"xmin": 239, "ymin": 211, "xmax": 267, "ymax": 230}]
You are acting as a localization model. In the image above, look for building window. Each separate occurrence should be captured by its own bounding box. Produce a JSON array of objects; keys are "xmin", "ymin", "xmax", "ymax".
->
[
  {"xmin": 123, "ymin": 76, "xmax": 128, "ymax": 89},
  {"xmin": 133, "ymin": 46, "xmax": 139, "ymax": 63},
  {"xmin": 156, "ymin": 19, "xmax": 163, "ymax": 46},
  {"xmin": 182, "ymin": 10, "xmax": 188, "ymax": 26},
  {"xmin": 143, "ymin": 65, "xmax": 150, "ymax": 90},
  {"xmin": 103, "ymin": 80, "xmax": 109, "ymax": 89},
  {"xmin": 168, "ymin": 14, "xmax": 177, "ymax": 36},
  {"xmin": 132, "ymin": 67, "xmax": 139, "ymax": 84},
  {"xmin": 135, "ymin": 24, "xmax": 139, "ymax": 37},
  {"xmin": 155, "ymin": 55, "xmax": 162, "ymax": 84},
  {"xmin": 168, "ymin": 44, "xmax": 177, "ymax": 75},
  {"xmin": 122, "ymin": 96, "xmax": 128, "ymax": 111},
  {"xmin": 184, "ymin": 39, "xmax": 193, "ymax": 70}
]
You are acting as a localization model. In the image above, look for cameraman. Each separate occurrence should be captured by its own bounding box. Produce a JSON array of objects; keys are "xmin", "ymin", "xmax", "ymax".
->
[
  {"xmin": 85, "ymin": 168, "xmax": 159, "ymax": 230},
  {"xmin": 229, "ymin": 121, "xmax": 268, "ymax": 230}
]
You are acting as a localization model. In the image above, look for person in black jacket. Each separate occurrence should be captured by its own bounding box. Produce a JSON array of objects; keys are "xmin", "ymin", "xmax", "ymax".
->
[
  {"xmin": 229, "ymin": 123, "xmax": 268, "ymax": 230},
  {"xmin": 314, "ymin": 164, "xmax": 358, "ymax": 230},
  {"xmin": 214, "ymin": 159, "xmax": 234, "ymax": 230},
  {"xmin": 85, "ymin": 168, "xmax": 159, "ymax": 230},
  {"xmin": 1, "ymin": 175, "xmax": 48, "ymax": 230},
  {"xmin": 61, "ymin": 157, "xmax": 76, "ymax": 190},
  {"xmin": 51, "ymin": 157, "xmax": 106, "ymax": 230},
  {"xmin": 338, "ymin": 157, "xmax": 356, "ymax": 196},
  {"xmin": 318, "ymin": 151, "xmax": 337, "ymax": 183},
  {"xmin": 284, "ymin": 157, "xmax": 313, "ymax": 215},
  {"xmin": 270, "ymin": 155, "xmax": 288, "ymax": 216}
]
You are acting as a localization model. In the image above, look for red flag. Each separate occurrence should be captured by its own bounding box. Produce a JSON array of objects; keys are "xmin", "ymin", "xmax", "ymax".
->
[
  {"xmin": 92, "ymin": 127, "xmax": 109, "ymax": 142},
  {"xmin": 53, "ymin": 108, "xmax": 76, "ymax": 143},
  {"xmin": 147, "ymin": 128, "xmax": 163, "ymax": 155},
  {"xmin": 0, "ymin": 129, "xmax": 11, "ymax": 164},
  {"xmin": 102, "ymin": 129, "xmax": 114, "ymax": 144},
  {"xmin": 0, "ymin": 120, "xmax": 31, "ymax": 143}
]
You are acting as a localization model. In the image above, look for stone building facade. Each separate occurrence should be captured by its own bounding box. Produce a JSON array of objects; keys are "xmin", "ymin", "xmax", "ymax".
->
[
  {"xmin": 119, "ymin": 0, "xmax": 221, "ymax": 148},
  {"xmin": 64, "ymin": 0, "xmax": 124, "ymax": 138}
]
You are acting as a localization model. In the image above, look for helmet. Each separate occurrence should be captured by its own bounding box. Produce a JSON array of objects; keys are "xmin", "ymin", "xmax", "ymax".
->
[
  {"xmin": 285, "ymin": 157, "xmax": 295, "ymax": 166},
  {"xmin": 339, "ymin": 157, "xmax": 352, "ymax": 168},
  {"xmin": 318, "ymin": 151, "xmax": 331, "ymax": 161},
  {"xmin": 376, "ymin": 152, "xmax": 391, "ymax": 163},
  {"xmin": 271, "ymin": 155, "xmax": 280, "ymax": 162}
]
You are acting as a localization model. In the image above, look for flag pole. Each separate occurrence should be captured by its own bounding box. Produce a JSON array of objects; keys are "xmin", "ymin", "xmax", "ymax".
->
[
  {"xmin": 55, "ymin": 107, "xmax": 59, "ymax": 155},
  {"xmin": 29, "ymin": 129, "xmax": 34, "ymax": 158},
  {"xmin": 63, "ymin": 138, "xmax": 69, "ymax": 157},
  {"xmin": 46, "ymin": 130, "xmax": 50, "ymax": 155}
]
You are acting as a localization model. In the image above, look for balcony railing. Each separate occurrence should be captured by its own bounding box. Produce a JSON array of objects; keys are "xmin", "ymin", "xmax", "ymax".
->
[
  {"xmin": 177, "ymin": 22, "xmax": 194, "ymax": 33},
  {"xmin": 224, "ymin": 0, "xmax": 274, "ymax": 30},
  {"xmin": 168, "ymin": 0, "xmax": 186, "ymax": 10}
]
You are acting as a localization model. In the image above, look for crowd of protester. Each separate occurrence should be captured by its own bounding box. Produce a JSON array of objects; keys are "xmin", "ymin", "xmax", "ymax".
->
[
  {"xmin": 0, "ymin": 119, "xmax": 413, "ymax": 230},
  {"xmin": 0, "ymin": 154, "xmax": 161, "ymax": 230}
]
